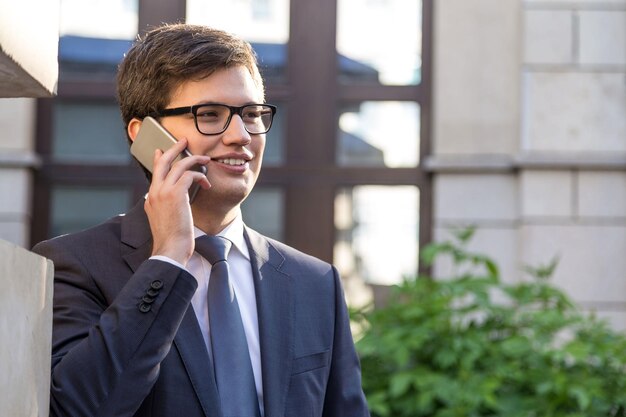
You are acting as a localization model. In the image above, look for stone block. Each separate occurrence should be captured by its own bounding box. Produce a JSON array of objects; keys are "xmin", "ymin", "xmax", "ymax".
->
[
  {"xmin": 0, "ymin": 239, "xmax": 53, "ymax": 417},
  {"xmin": 520, "ymin": 225, "xmax": 626, "ymax": 303},
  {"xmin": 579, "ymin": 11, "xmax": 626, "ymax": 66},
  {"xmin": 434, "ymin": 173, "xmax": 518, "ymax": 222},
  {"xmin": 522, "ymin": 72, "xmax": 626, "ymax": 152},
  {"xmin": 520, "ymin": 170, "xmax": 574, "ymax": 218},
  {"xmin": 434, "ymin": 0, "xmax": 521, "ymax": 155},
  {"xmin": 578, "ymin": 171, "xmax": 626, "ymax": 218},
  {"xmin": 0, "ymin": 98, "xmax": 35, "ymax": 152},
  {"xmin": 523, "ymin": 10, "xmax": 574, "ymax": 65},
  {"xmin": 0, "ymin": 168, "xmax": 30, "ymax": 214}
]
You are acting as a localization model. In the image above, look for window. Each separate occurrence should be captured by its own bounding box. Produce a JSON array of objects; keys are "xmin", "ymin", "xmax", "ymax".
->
[
  {"xmin": 337, "ymin": 0, "xmax": 422, "ymax": 85},
  {"xmin": 337, "ymin": 101, "xmax": 421, "ymax": 167},
  {"xmin": 334, "ymin": 186, "xmax": 419, "ymax": 285},
  {"xmin": 33, "ymin": 0, "xmax": 432, "ymax": 290},
  {"xmin": 60, "ymin": 0, "xmax": 138, "ymax": 40},
  {"xmin": 32, "ymin": 39, "xmax": 146, "ymax": 243}
]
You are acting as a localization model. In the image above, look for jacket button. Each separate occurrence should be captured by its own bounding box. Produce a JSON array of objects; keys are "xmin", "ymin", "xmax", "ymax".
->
[
  {"xmin": 139, "ymin": 303, "xmax": 151, "ymax": 313},
  {"xmin": 150, "ymin": 280, "xmax": 164, "ymax": 290},
  {"xmin": 142, "ymin": 295, "xmax": 156, "ymax": 304},
  {"xmin": 146, "ymin": 288, "xmax": 159, "ymax": 297}
]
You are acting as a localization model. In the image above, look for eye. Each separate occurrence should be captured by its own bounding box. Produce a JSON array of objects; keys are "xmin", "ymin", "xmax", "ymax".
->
[
  {"xmin": 242, "ymin": 107, "xmax": 264, "ymax": 120},
  {"xmin": 244, "ymin": 111, "xmax": 261, "ymax": 120},
  {"xmin": 196, "ymin": 110, "xmax": 220, "ymax": 119}
]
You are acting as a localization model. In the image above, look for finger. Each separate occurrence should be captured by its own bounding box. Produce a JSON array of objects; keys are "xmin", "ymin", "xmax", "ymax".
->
[
  {"xmin": 177, "ymin": 170, "xmax": 211, "ymax": 191},
  {"xmin": 164, "ymin": 155, "xmax": 211, "ymax": 185},
  {"xmin": 151, "ymin": 138, "xmax": 189, "ymax": 180},
  {"xmin": 160, "ymin": 137, "xmax": 188, "ymax": 161},
  {"xmin": 149, "ymin": 148, "xmax": 166, "ymax": 183},
  {"xmin": 174, "ymin": 154, "xmax": 211, "ymax": 171}
]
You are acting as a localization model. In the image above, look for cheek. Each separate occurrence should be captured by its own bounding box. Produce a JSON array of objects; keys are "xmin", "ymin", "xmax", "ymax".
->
[
  {"xmin": 161, "ymin": 118, "xmax": 198, "ymax": 143},
  {"xmin": 253, "ymin": 137, "xmax": 266, "ymax": 159},
  {"xmin": 186, "ymin": 140, "xmax": 209, "ymax": 156},
  {"xmin": 184, "ymin": 132, "xmax": 215, "ymax": 155}
]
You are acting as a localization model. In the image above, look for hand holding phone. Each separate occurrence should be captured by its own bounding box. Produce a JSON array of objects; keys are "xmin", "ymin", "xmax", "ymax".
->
[{"xmin": 130, "ymin": 116, "xmax": 208, "ymax": 203}]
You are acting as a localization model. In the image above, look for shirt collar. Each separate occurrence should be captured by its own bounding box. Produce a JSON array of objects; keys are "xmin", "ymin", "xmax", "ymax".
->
[{"xmin": 193, "ymin": 214, "xmax": 250, "ymax": 261}]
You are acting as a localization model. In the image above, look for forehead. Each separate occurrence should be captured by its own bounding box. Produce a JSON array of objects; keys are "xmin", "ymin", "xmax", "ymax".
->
[{"xmin": 167, "ymin": 66, "xmax": 264, "ymax": 107}]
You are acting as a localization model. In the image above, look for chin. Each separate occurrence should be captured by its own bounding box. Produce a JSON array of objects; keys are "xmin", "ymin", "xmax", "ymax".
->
[{"xmin": 193, "ymin": 186, "xmax": 250, "ymax": 210}]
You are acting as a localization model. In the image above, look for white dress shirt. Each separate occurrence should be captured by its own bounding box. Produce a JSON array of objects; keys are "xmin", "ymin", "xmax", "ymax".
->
[{"xmin": 151, "ymin": 215, "xmax": 264, "ymax": 415}]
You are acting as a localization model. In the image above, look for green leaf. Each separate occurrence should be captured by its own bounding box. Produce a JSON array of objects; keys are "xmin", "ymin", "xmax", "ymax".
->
[
  {"xmin": 366, "ymin": 392, "xmax": 390, "ymax": 417},
  {"xmin": 452, "ymin": 225, "xmax": 476, "ymax": 244},
  {"xmin": 569, "ymin": 386, "xmax": 591, "ymax": 410},
  {"xmin": 433, "ymin": 348, "xmax": 457, "ymax": 369},
  {"xmin": 565, "ymin": 340, "xmax": 590, "ymax": 361},
  {"xmin": 389, "ymin": 372, "xmax": 414, "ymax": 398},
  {"xmin": 421, "ymin": 243, "xmax": 444, "ymax": 266},
  {"xmin": 484, "ymin": 258, "xmax": 500, "ymax": 278},
  {"xmin": 523, "ymin": 255, "xmax": 560, "ymax": 280}
]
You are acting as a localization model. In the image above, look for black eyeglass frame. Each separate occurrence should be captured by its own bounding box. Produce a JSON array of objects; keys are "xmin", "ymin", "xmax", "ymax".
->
[{"xmin": 150, "ymin": 103, "xmax": 278, "ymax": 136}]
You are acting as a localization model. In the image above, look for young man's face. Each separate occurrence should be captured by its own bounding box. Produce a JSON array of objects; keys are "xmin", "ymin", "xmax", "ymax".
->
[{"xmin": 160, "ymin": 66, "xmax": 266, "ymax": 211}]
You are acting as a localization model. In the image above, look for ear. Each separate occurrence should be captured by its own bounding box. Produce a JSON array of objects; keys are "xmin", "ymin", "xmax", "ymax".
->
[{"xmin": 127, "ymin": 118, "xmax": 143, "ymax": 142}]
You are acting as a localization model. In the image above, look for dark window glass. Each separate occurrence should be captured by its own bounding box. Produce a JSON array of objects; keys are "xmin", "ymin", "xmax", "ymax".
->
[
  {"xmin": 263, "ymin": 102, "xmax": 285, "ymax": 166},
  {"xmin": 50, "ymin": 186, "xmax": 132, "ymax": 237},
  {"xmin": 241, "ymin": 187, "xmax": 284, "ymax": 241},
  {"xmin": 53, "ymin": 101, "xmax": 129, "ymax": 163}
]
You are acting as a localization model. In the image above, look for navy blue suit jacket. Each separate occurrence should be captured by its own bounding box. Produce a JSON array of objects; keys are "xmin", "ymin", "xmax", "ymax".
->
[{"xmin": 33, "ymin": 201, "xmax": 369, "ymax": 417}]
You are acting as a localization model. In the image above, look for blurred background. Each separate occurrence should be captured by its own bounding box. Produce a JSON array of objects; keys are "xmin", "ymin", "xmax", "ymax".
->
[{"xmin": 0, "ymin": 0, "xmax": 624, "ymax": 325}]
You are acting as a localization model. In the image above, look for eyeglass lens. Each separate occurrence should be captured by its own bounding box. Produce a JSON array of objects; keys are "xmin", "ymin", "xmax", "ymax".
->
[{"xmin": 195, "ymin": 104, "xmax": 273, "ymax": 134}]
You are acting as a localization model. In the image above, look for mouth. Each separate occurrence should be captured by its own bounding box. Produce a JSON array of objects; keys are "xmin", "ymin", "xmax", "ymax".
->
[{"xmin": 215, "ymin": 158, "xmax": 248, "ymax": 166}]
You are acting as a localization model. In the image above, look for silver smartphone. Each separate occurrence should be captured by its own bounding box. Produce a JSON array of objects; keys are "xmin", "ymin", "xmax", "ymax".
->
[{"xmin": 130, "ymin": 116, "xmax": 207, "ymax": 203}]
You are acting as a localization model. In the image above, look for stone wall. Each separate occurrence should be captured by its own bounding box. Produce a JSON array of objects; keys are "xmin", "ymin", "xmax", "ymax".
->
[
  {"xmin": 521, "ymin": 0, "xmax": 626, "ymax": 329},
  {"xmin": 431, "ymin": 0, "xmax": 626, "ymax": 328}
]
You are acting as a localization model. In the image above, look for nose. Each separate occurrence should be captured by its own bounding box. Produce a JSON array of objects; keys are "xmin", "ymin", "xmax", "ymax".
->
[{"xmin": 222, "ymin": 114, "xmax": 252, "ymax": 146}]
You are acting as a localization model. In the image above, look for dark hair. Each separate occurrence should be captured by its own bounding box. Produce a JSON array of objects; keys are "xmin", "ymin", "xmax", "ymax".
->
[{"xmin": 116, "ymin": 24, "xmax": 264, "ymax": 132}]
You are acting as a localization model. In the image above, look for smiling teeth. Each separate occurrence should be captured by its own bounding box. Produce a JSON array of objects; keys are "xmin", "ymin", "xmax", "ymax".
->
[{"xmin": 218, "ymin": 158, "xmax": 246, "ymax": 166}]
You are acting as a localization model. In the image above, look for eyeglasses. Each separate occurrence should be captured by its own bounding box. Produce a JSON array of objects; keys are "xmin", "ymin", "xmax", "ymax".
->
[{"xmin": 151, "ymin": 103, "xmax": 277, "ymax": 135}]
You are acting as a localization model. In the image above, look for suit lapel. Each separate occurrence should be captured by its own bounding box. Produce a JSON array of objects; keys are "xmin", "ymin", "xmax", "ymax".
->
[
  {"xmin": 119, "ymin": 200, "xmax": 219, "ymax": 417},
  {"xmin": 174, "ymin": 310, "xmax": 221, "ymax": 417},
  {"xmin": 245, "ymin": 228, "xmax": 293, "ymax": 417}
]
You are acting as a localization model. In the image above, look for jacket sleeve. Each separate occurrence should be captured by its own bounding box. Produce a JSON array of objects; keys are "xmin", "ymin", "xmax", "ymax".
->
[
  {"xmin": 323, "ymin": 266, "xmax": 370, "ymax": 417},
  {"xmin": 33, "ymin": 238, "xmax": 197, "ymax": 417}
]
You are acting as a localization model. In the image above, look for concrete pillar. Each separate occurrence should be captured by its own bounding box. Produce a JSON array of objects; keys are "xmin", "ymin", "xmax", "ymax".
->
[
  {"xmin": 0, "ymin": 239, "xmax": 53, "ymax": 417},
  {"xmin": 0, "ymin": 0, "xmax": 59, "ymax": 97},
  {"xmin": 0, "ymin": 1, "xmax": 58, "ymax": 416}
]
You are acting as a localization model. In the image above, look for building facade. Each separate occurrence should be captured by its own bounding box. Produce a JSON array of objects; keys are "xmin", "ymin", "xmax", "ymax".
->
[
  {"xmin": 432, "ymin": 0, "xmax": 626, "ymax": 328},
  {"xmin": 0, "ymin": 0, "xmax": 625, "ymax": 325}
]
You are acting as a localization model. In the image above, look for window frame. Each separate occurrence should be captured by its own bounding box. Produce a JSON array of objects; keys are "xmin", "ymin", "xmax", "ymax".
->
[{"xmin": 32, "ymin": 0, "xmax": 433, "ymax": 277}]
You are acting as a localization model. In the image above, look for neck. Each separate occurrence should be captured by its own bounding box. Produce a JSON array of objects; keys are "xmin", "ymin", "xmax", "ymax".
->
[{"xmin": 192, "ymin": 203, "xmax": 241, "ymax": 236}]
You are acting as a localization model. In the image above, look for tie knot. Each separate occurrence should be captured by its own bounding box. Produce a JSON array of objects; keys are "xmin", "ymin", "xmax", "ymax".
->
[{"xmin": 195, "ymin": 235, "xmax": 232, "ymax": 264}]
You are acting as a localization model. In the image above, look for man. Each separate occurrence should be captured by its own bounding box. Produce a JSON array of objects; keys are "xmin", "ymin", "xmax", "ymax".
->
[{"xmin": 33, "ymin": 24, "xmax": 369, "ymax": 417}]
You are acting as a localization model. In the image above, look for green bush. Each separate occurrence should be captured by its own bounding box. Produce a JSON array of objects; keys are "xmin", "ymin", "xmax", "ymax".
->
[{"xmin": 353, "ymin": 228, "xmax": 626, "ymax": 417}]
